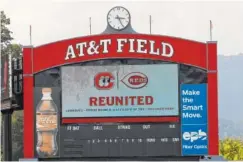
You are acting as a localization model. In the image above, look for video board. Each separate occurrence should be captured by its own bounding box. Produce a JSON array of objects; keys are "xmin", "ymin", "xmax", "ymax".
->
[{"xmin": 61, "ymin": 64, "xmax": 179, "ymax": 118}]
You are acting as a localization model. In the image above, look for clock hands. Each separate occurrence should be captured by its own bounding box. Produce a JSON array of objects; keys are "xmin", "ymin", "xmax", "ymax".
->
[
  {"xmin": 115, "ymin": 15, "xmax": 124, "ymax": 27},
  {"xmin": 117, "ymin": 17, "xmax": 125, "ymax": 19},
  {"xmin": 118, "ymin": 18, "xmax": 124, "ymax": 28}
]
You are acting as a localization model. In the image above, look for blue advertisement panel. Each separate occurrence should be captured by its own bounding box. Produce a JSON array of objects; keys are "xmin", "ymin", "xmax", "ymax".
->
[
  {"xmin": 181, "ymin": 124, "xmax": 208, "ymax": 155},
  {"xmin": 180, "ymin": 84, "xmax": 208, "ymax": 156},
  {"xmin": 181, "ymin": 84, "xmax": 207, "ymax": 124},
  {"xmin": 61, "ymin": 64, "xmax": 179, "ymax": 118}
]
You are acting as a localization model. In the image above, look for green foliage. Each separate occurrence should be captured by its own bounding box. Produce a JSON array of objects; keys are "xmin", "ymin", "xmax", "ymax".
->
[
  {"xmin": 1, "ymin": 11, "xmax": 13, "ymax": 47},
  {"xmin": 0, "ymin": 111, "xmax": 24, "ymax": 161},
  {"xmin": 11, "ymin": 111, "xmax": 24, "ymax": 160},
  {"xmin": 1, "ymin": 11, "xmax": 21, "ymax": 58},
  {"xmin": 219, "ymin": 138, "xmax": 243, "ymax": 160},
  {"xmin": 3, "ymin": 43, "xmax": 22, "ymax": 58},
  {"xmin": 10, "ymin": 44, "xmax": 22, "ymax": 58}
]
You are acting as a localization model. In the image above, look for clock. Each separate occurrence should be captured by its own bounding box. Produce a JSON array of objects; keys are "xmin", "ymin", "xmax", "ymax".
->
[{"xmin": 107, "ymin": 6, "xmax": 130, "ymax": 30}]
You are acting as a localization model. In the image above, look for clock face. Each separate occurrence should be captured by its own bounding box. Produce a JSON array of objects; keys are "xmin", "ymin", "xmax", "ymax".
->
[{"xmin": 107, "ymin": 6, "xmax": 130, "ymax": 30}]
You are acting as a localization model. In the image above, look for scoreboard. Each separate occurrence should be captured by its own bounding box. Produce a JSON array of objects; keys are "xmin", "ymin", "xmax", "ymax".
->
[
  {"xmin": 60, "ymin": 123, "xmax": 181, "ymax": 157},
  {"xmin": 24, "ymin": 32, "xmax": 218, "ymax": 160}
]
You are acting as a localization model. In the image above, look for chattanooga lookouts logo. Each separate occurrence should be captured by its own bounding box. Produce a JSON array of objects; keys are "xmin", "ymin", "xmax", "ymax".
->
[
  {"xmin": 94, "ymin": 72, "xmax": 115, "ymax": 90},
  {"xmin": 121, "ymin": 72, "xmax": 148, "ymax": 89}
]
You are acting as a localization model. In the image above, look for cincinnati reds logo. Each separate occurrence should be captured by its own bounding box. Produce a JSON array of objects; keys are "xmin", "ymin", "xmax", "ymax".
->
[
  {"xmin": 121, "ymin": 72, "xmax": 148, "ymax": 89},
  {"xmin": 94, "ymin": 72, "xmax": 115, "ymax": 90}
]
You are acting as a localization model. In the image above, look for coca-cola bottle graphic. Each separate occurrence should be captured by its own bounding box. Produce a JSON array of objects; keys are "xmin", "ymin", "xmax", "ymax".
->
[{"xmin": 36, "ymin": 88, "xmax": 58, "ymax": 157}]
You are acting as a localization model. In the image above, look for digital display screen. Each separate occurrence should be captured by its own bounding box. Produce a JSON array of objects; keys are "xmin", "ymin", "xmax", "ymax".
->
[{"xmin": 61, "ymin": 64, "xmax": 179, "ymax": 118}]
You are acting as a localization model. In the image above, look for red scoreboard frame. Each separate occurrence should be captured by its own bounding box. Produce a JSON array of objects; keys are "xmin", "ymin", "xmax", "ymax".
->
[{"xmin": 23, "ymin": 34, "xmax": 218, "ymax": 158}]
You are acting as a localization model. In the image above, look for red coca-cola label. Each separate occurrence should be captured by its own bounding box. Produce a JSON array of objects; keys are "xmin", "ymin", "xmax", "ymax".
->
[{"xmin": 36, "ymin": 114, "xmax": 57, "ymax": 130}]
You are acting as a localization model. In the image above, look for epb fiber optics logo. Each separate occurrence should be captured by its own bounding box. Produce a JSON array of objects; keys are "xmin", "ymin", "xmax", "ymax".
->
[{"xmin": 183, "ymin": 129, "xmax": 207, "ymax": 142}]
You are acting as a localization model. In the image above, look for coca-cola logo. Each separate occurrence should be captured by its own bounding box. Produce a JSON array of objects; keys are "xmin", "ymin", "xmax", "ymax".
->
[
  {"xmin": 121, "ymin": 72, "xmax": 148, "ymax": 89},
  {"xmin": 38, "ymin": 115, "xmax": 57, "ymax": 124}
]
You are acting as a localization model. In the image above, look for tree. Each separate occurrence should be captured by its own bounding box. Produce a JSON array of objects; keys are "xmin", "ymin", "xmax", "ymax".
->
[
  {"xmin": 1, "ymin": 11, "xmax": 22, "ymax": 58},
  {"xmin": 220, "ymin": 138, "xmax": 243, "ymax": 160},
  {"xmin": 4, "ymin": 43, "xmax": 22, "ymax": 58},
  {"xmin": 1, "ymin": 11, "xmax": 13, "ymax": 49}
]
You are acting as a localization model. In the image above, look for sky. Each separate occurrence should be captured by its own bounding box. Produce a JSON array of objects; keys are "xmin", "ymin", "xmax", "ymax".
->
[{"xmin": 1, "ymin": 0, "xmax": 243, "ymax": 56}]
